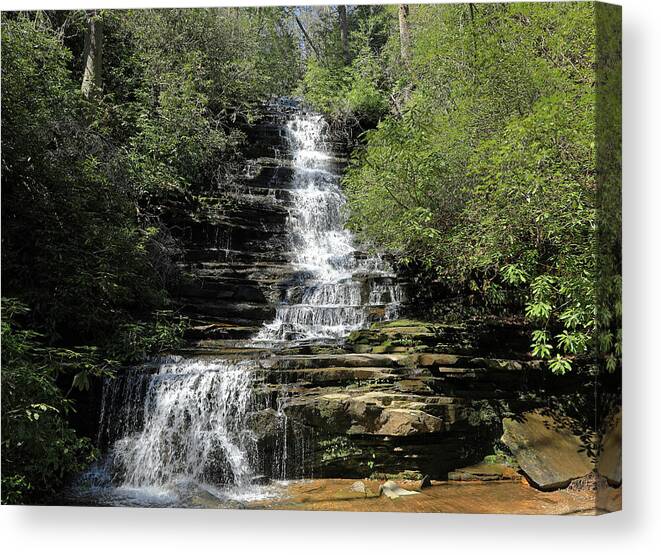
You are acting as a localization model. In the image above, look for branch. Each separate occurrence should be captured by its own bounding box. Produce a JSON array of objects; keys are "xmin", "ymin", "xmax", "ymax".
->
[{"xmin": 294, "ymin": 14, "xmax": 320, "ymax": 60}]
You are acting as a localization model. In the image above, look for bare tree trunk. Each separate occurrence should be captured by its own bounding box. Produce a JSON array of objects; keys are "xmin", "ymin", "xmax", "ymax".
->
[
  {"xmin": 398, "ymin": 4, "xmax": 411, "ymax": 66},
  {"xmin": 338, "ymin": 5, "xmax": 350, "ymax": 65},
  {"xmin": 295, "ymin": 14, "xmax": 320, "ymax": 60},
  {"xmin": 81, "ymin": 10, "xmax": 103, "ymax": 100}
]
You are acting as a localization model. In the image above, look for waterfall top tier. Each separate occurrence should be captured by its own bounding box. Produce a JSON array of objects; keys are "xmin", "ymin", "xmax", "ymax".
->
[{"xmin": 256, "ymin": 101, "xmax": 403, "ymax": 342}]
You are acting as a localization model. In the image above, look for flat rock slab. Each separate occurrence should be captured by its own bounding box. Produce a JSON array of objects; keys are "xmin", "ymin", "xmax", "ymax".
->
[
  {"xmin": 448, "ymin": 462, "xmax": 520, "ymax": 482},
  {"xmin": 502, "ymin": 411, "xmax": 593, "ymax": 490},
  {"xmin": 250, "ymin": 479, "xmax": 622, "ymax": 514}
]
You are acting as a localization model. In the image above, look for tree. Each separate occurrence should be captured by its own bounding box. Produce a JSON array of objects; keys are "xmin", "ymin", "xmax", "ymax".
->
[
  {"xmin": 342, "ymin": 2, "xmax": 612, "ymax": 373},
  {"xmin": 1, "ymin": 7, "xmax": 302, "ymax": 501},
  {"xmin": 295, "ymin": 12, "xmax": 320, "ymax": 59},
  {"xmin": 398, "ymin": 5, "xmax": 411, "ymax": 66},
  {"xmin": 80, "ymin": 10, "xmax": 103, "ymax": 100},
  {"xmin": 338, "ymin": 5, "xmax": 350, "ymax": 64}
]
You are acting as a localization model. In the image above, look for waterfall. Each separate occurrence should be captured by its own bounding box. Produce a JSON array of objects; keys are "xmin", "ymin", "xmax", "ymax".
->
[
  {"xmin": 111, "ymin": 359, "xmax": 254, "ymax": 488},
  {"xmin": 257, "ymin": 110, "xmax": 403, "ymax": 341},
  {"xmin": 94, "ymin": 358, "xmax": 260, "ymax": 493},
  {"xmin": 74, "ymin": 101, "xmax": 403, "ymax": 506}
]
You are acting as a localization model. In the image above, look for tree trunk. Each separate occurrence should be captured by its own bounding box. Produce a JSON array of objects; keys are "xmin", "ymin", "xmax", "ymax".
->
[
  {"xmin": 398, "ymin": 4, "xmax": 411, "ymax": 66},
  {"xmin": 81, "ymin": 10, "xmax": 103, "ymax": 100},
  {"xmin": 338, "ymin": 5, "xmax": 350, "ymax": 65},
  {"xmin": 295, "ymin": 14, "xmax": 320, "ymax": 60}
]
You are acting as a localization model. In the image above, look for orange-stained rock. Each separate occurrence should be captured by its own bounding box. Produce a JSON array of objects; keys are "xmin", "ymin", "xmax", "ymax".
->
[{"xmin": 247, "ymin": 478, "xmax": 621, "ymax": 515}]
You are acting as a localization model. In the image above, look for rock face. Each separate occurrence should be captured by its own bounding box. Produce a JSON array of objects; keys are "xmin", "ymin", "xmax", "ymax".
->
[
  {"xmin": 167, "ymin": 105, "xmax": 306, "ymax": 341},
  {"xmin": 597, "ymin": 409, "xmax": 622, "ymax": 486},
  {"xmin": 168, "ymin": 100, "xmax": 404, "ymax": 344},
  {"xmin": 215, "ymin": 319, "xmax": 594, "ymax": 483},
  {"xmin": 501, "ymin": 411, "xmax": 594, "ymax": 490}
]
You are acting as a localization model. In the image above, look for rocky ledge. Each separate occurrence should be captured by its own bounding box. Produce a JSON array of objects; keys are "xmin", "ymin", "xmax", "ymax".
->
[{"xmin": 181, "ymin": 319, "xmax": 613, "ymax": 491}]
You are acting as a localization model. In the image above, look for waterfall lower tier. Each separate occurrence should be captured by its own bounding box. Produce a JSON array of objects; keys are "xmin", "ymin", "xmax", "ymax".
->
[
  {"xmin": 98, "ymin": 359, "xmax": 255, "ymax": 489},
  {"xmin": 90, "ymin": 355, "xmax": 314, "ymax": 500}
]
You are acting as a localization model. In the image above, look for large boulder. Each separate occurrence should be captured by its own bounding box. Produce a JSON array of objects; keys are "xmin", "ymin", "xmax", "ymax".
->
[
  {"xmin": 501, "ymin": 411, "xmax": 593, "ymax": 490},
  {"xmin": 373, "ymin": 408, "xmax": 444, "ymax": 436}
]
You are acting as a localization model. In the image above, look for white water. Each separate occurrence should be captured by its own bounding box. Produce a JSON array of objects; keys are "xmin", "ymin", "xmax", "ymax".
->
[
  {"xmin": 110, "ymin": 359, "xmax": 255, "ymax": 488},
  {"xmin": 79, "ymin": 357, "xmax": 277, "ymax": 505},
  {"xmin": 257, "ymin": 112, "xmax": 403, "ymax": 341}
]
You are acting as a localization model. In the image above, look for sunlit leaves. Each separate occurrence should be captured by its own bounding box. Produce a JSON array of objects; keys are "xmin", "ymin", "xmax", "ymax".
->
[
  {"xmin": 549, "ymin": 355, "xmax": 572, "ymax": 375},
  {"xmin": 525, "ymin": 301, "xmax": 553, "ymax": 320},
  {"xmin": 337, "ymin": 3, "xmax": 613, "ymax": 374},
  {"xmin": 501, "ymin": 264, "xmax": 529, "ymax": 286}
]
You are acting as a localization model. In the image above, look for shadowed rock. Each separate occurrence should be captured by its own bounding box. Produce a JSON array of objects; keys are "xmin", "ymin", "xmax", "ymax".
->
[{"xmin": 502, "ymin": 411, "xmax": 593, "ymax": 490}]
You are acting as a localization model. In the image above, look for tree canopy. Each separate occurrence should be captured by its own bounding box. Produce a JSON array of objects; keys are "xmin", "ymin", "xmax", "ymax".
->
[{"xmin": 299, "ymin": 3, "xmax": 620, "ymax": 376}]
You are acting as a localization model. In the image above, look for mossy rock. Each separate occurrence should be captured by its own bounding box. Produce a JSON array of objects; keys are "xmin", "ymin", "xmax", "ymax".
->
[{"xmin": 369, "ymin": 470, "xmax": 424, "ymax": 481}]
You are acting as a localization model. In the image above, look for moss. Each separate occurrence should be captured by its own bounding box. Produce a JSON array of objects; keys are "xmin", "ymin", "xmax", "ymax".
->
[
  {"xmin": 318, "ymin": 436, "xmax": 363, "ymax": 463},
  {"xmin": 369, "ymin": 470, "xmax": 424, "ymax": 481}
]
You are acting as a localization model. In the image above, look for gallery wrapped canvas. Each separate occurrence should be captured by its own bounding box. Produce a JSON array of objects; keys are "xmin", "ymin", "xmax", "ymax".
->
[{"xmin": 0, "ymin": 2, "xmax": 621, "ymax": 514}]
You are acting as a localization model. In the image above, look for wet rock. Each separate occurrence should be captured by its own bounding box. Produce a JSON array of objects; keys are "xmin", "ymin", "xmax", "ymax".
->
[
  {"xmin": 502, "ymin": 411, "xmax": 593, "ymax": 490},
  {"xmin": 246, "ymin": 408, "xmax": 281, "ymax": 441},
  {"xmin": 420, "ymin": 475, "xmax": 432, "ymax": 489},
  {"xmin": 378, "ymin": 480, "xmax": 420, "ymax": 500},
  {"xmin": 349, "ymin": 481, "xmax": 373, "ymax": 497}
]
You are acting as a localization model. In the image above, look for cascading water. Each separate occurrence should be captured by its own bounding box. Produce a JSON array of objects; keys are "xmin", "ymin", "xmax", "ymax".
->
[
  {"xmin": 257, "ymin": 110, "xmax": 403, "ymax": 341},
  {"xmin": 104, "ymin": 359, "xmax": 255, "ymax": 489},
  {"xmin": 69, "ymin": 101, "xmax": 403, "ymax": 507},
  {"xmin": 75, "ymin": 357, "xmax": 270, "ymax": 506}
]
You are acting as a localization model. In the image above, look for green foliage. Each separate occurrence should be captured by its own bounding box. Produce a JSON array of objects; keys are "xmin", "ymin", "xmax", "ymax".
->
[
  {"xmin": 341, "ymin": 3, "xmax": 620, "ymax": 373},
  {"xmin": 108, "ymin": 311, "xmax": 188, "ymax": 363},
  {"xmin": 297, "ymin": 5, "xmax": 392, "ymax": 126},
  {"xmin": 1, "ymin": 299, "xmax": 105, "ymax": 504},
  {"xmin": 1, "ymin": 8, "xmax": 299, "ymax": 501},
  {"xmin": 2, "ymin": 15, "xmax": 169, "ymax": 342},
  {"xmin": 300, "ymin": 58, "xmax": 350, "ymax": 116},
  {"xmin": 318, "ymin": 436, "xmax": 362, "ymax": 463},
  {"xmin": 109, "ymin": 8, "xmax": 300, "ymax": 199},
  {"xmin": 300, "ymin": 54, "xmax": 387, "ymax": 125}
]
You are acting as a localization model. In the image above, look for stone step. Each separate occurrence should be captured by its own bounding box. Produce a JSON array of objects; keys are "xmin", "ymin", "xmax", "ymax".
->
[
  {"xmin": 178, "ymin": 280, "xmax": 275, "ymax": 303},
  {"xmin": 260, "ymin": 353, "xmax": 409, "ymax": 370},
  {"xmin": 180, "ymin": 299, "xmax": 275, "ymax": 322},
  {"xmin": 181, "ymin": 248, "xmax": 291, "ymax": 265},
  {"xmin": 183, "ymin": 321, "xmax": 262, "ymax": 341},
  {"xmin": 260, "ymin": 366, "xmax": 397, "ymax": 386}
]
